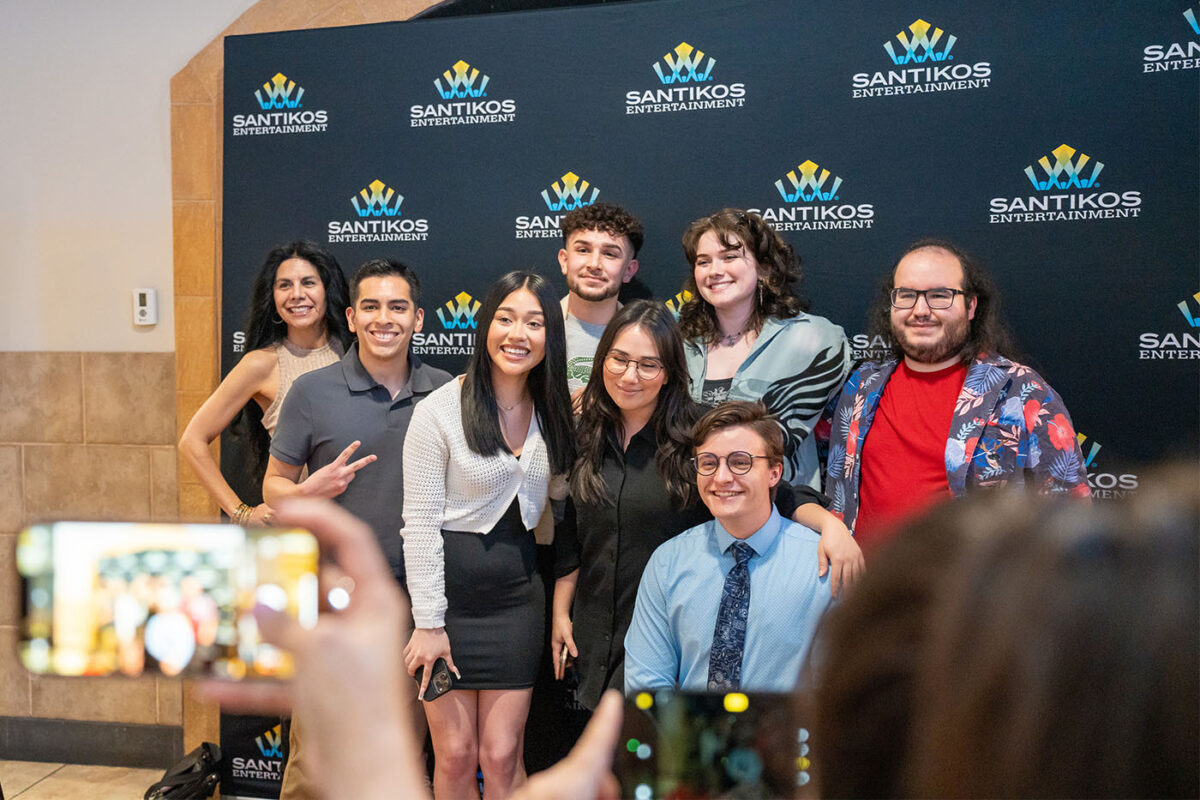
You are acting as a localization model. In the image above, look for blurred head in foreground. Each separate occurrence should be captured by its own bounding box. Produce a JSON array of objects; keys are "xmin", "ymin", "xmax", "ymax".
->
[{"xmin": 814, "ymin": 466, "xmax": 1199, "ymax": 799}]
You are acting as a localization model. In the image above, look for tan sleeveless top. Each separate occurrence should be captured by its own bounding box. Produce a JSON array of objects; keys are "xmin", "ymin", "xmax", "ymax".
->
[{"xmin": 261, "ymin": 338, "xmax": 343, "ymax": 435}]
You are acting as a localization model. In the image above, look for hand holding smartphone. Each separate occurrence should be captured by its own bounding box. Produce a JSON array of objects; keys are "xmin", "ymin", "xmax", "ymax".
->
[
  {"xmin": 17, "ymin": 522, "xmax": 319, "ymax": 680},
  {"xmin": 412, "ymin": 657, "xmax": 454, "ymax": 702}
]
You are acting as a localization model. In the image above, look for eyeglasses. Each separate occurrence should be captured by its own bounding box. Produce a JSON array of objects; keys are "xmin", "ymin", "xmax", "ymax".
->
[
  {"xmin": 691, "ymin": 451, "xmax": 771, "ymax": 476},
  {"xmin": 603, "ymin": 352, "xmax": 663, "ymax": 381},
  {"xmin": 890, "ymin": 287, "xmax": 966, "ymax": 309}
]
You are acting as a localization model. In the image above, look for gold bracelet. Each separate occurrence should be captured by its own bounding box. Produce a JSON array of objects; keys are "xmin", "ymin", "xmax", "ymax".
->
[{"xmin": 233, "ymin": 502, "xmax": 253, "ymax": 524}]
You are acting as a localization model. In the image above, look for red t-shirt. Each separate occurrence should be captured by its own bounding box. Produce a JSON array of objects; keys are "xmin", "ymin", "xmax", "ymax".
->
[{"xmin": 855, "ymin": 361, "xmax": 968, "ymax": 553}]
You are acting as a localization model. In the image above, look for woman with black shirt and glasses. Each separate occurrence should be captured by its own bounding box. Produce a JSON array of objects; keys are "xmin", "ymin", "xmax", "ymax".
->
[{"xmin": 551, "ymin": 300, "xmax": 850, "ymax": 710}]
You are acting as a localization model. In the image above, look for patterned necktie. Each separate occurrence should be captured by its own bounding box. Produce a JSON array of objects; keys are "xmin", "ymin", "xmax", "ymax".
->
[{"xmin": 708, "ymin": 541, "xmax": 754, "ymax": 690}]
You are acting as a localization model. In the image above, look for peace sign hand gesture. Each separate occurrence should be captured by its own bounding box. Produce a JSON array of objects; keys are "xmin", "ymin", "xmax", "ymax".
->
[{"xmin": 301, "ymin": 440, "xmax": 377, "ymax": 499}]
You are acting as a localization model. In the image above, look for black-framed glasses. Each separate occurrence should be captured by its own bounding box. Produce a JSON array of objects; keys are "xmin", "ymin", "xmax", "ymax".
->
[
  {"xmin": 890, "ymin": 287, "xmax": 966, "ymax": 309},
  {"xmin": 603, "ymin": 352, "xmax": 663, "ymax": 380},
  {"xmin": 691, "ymin": 451, "xmax": 771, "ymax": 476}
]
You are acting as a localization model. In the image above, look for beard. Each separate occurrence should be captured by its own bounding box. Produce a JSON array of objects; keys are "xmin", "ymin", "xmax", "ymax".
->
[
  {"xmin": 566, "ymin": 272, "xmax": 620, "ymax": 303},
  {"xmin": 892, "ymin": 313, "xmax": 970, "ymax": 365}
]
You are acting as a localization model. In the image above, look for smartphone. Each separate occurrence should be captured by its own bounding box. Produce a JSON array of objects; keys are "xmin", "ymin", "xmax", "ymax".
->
[
  {"xmin": 413, "ymin": 657, "xmax": 454, "ymax": 702},
  {"xmin": 614, "ymin": 690, "xmax": 815, "ymax": 799},
  {"xmin": 17, "ymin": 522, "xmax": 319, "ymax": 680}
]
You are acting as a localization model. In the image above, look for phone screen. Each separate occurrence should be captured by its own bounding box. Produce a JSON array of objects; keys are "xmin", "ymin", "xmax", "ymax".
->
[
  {"xmin": 614, "ymin": 690, "xmax": 814, "ymax": 799},
  {"xmin": 17, "ymin": 522, "xmax": 318, "ymax": 680}
]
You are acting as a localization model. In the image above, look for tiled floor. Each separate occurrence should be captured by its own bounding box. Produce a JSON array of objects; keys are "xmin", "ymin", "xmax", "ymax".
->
[{"xmin": 0, "ymin": 761, "xmax": 164, "ymax": 799}]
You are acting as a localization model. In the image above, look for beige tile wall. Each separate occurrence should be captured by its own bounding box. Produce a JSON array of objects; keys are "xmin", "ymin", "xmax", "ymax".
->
[{"xmin": 0, "ymin": 352, "xmax": 179, "ymax": 725}]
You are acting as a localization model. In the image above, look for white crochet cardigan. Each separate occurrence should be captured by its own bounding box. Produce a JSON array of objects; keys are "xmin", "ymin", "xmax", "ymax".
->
[{"xmin": 400, "ymin": 379, "xmax": 550, "ymax": 628}]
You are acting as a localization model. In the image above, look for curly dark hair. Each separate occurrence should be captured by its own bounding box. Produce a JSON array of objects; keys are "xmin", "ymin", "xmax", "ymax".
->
[
  {"xmin": 678, "ymin": 208, "xmax": 808, "ymax": 344},
  {"xmin": 234, "ymin": 241, "xmax": 351, "ymax": 477},
  {"xmin": 867, "ymin": 237, "xmax": 1017, "ymax": 364},
  {"xmin": 560, "ymin": 202, "xmax": 644, "ymax": 257},
  {"xmin": 571, "ymin": 300, "xmax": 699, "ymax": 508}
]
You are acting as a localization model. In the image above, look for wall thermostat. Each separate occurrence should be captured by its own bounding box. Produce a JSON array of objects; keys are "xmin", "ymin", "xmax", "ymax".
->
[{"xmin": 133, "ymin": 288, "xmax": 158, "ymax": 326}]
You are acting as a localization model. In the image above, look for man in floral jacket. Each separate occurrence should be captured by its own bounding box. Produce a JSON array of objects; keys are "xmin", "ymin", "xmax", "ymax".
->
[{"xmin": 822, "ymin": 238, "xmax": 1089, "ymax": 553}]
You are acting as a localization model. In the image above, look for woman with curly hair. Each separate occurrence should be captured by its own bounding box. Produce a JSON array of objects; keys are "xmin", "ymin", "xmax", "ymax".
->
[{"xmin": 679, "ymin": 209, "xmax": 863, "ymax": 583}]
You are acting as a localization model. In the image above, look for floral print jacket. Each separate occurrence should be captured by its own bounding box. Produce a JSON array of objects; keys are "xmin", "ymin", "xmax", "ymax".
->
[{"xmin": 821, "ymin": 352, "xmax": 1090, "ymax": 531}]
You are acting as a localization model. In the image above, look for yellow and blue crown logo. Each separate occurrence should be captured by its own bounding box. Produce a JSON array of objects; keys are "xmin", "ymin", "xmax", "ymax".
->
[
  {"xmin": 437, "ymin": 291, "xmax": 482, "ymax": 330},
  {"xmin": 1186, "ymin": 5, "xmax": 1200, "ymax": 35},
  {"xmin": 255, "ymin": 723, "xmax": 284, "ymax": 758},
  {"xmin": 1178, "ymin": 291, "xmax": 1200, "ymax": 327},
  {"xmin": 1024, "ymin": 144, "xmax": 1104, "ymax": 191},
  {"xmin": 665, "ymin": 290, "xmax": 694, "ymax": 319},
  {"xmin": 351, "ymin": 180, "xmax": 404, "ymax": 218},
  {"xmin": 884, "ymin": 20, "xmax": 956, "ymax": 65},
  {"xmin": 434, "ymin": 60, "xmax": 490, "ymax": 99},
  {"xmin": 541, "ymin": 172, "xmax": 599, "ymax": 212},
  {"xmin": 1075, "ymin": 433, "xmax": 1102, "ymax": 469},
  {"xmin": 775, "ymin": 160, "xmax": 843, "ymax": 203},
  {"xmin": 653, "ymin": 42, "xmax": 715, "ymax": 84},
  {"xmin": 254, "ymin": 73, "xmax": 305, "ymax": 110}
]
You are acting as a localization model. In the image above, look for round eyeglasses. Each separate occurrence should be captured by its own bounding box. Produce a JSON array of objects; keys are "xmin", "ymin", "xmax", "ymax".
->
[
  {"xmin": 603, "ymin": 352, "xmax": 663, "ymax": 381},
  {"xmin": 691, "ymin": 451, "xmax": 771, "ymax": 476},
  {"xmin": 890, "ymin": 287, "xmax": 966, "ymax": 309}
]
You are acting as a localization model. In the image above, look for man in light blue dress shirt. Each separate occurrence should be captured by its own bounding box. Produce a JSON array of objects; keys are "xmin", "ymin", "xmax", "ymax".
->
[{"xmin": 625, "ymin": 402, "xmax": 833, "ymax": 694}]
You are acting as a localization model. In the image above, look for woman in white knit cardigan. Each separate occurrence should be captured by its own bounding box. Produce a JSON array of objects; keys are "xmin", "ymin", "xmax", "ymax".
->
[{"xmin": 401, "ymin": 271, "xmax": 575, "ymax": 799}]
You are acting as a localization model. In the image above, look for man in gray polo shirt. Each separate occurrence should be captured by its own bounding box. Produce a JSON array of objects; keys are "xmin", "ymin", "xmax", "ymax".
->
[
  {"xmin": 264, "ymin": 258, "xmax": 451, "ymax": 800},
  {"xmin": 265, "ymin": 258, "xmax": 452, "ymax": 582}
]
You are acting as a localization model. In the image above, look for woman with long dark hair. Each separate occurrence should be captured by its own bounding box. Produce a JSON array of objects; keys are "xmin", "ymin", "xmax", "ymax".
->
[
  {"xmin": 680, "ymin": 209, "xmax": 863, "ymax": 584},
  {"xmin": 179, "ymin": 241, "xmax": 350, "ymax": 524},
  {"xmin": 551, "ymin": 300, "xmax": 855, "ymax": 710},
  {"xmin": 401, "ymin": 271, "xmax": 574, "ymax": 799}
]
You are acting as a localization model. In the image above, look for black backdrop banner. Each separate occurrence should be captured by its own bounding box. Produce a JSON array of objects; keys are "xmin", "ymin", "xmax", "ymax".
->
[{"xmin": 221, "ymin": 0, "xmax": 1198, "ymax": 501}]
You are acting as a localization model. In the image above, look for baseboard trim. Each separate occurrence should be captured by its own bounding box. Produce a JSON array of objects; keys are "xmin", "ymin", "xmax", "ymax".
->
[{"xmin": 0, "ymin": 717, "xmax": 183, "ymax": 769}]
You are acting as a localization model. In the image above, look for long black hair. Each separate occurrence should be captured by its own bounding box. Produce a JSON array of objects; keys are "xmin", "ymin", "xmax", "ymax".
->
[
  {"xmin": 461, "ymin": 271, "xmax": 575, "ymax": 475},
  {"xmin": 233, "ymin": 241, "xmax": 351, "ymax": 477},
  {"xmin": 571, "ymin": 300, "xmax": 699, "ymax": 508}
]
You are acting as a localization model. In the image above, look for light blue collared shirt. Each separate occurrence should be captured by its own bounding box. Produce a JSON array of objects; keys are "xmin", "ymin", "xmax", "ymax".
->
[{"xmin": 624, "ymin": 508, "xmax": 832, "ymax": 694}]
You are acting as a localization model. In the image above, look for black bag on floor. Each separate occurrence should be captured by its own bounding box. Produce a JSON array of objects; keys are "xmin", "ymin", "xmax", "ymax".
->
[{"xmin": 144, "ymin": 742, "xmax": 222, "ymax": 799}]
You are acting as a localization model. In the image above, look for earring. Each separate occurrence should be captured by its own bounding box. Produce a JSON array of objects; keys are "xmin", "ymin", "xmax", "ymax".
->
[
  {"xmin": 273, "ymin": 314, "xmax": 284, "ymax": 324},
  {"xmin": 758, "ymin": 281, "xmax": 765, "ymax": 307}
]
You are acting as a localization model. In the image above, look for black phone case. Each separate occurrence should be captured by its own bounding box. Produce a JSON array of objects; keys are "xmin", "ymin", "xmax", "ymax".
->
[{"xmin": 414, "ymin": 657, "xmax": 454, "ymax": 701}]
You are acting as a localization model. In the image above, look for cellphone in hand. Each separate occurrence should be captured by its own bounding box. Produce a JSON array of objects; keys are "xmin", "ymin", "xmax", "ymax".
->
[
  {"xmin": 17, "ymin": 521, "xmax": 319, "ymax": 680},
  {"xmin": 414, "ymin": 657, "xmax": 454, "ymax": 701}
]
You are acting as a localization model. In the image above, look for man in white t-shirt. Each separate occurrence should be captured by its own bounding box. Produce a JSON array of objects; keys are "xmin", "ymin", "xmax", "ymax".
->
[{"xmin": 557, "ymin": 202, "xmax": 643, "ymax": 392}]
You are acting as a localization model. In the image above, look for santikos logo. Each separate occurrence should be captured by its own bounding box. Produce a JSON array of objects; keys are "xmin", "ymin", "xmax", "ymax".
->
[
  {"xmin": 411, "ymin": 60, "xmax": 516, "ymax": 126},
  {"xmin": 1024, "ymin": 144, "xmax": 1103, "ymax": 190},
  {"xmin": 627, "ymin": 41, "xmax": 746, "ymax": 114},
  {"xmin": 256, "ymin": 724, "xmax": 284, "ymax": 759},
  {"xmin": 749, "ymin": 158, "xmax": 874, "ymax": 231},
  {"xmin": 436, "ymin": 292, "xmax": 481, "ymax": 330},
  {"xmin": 1142, "ymin": 5, "xmax": 1200, "ymax": 71},
  {"xmin": 232, "ymin": 72, "xmax": 328, "ymax": 135},
  {"xmin": 256, "ymin": 73, "xmax": 304, "ymax": 109},
  {"xmin": 665, "ymin": 290, "xmax": 694, "ymax": 318},
  {"xmin": 989, "ymin": 144, "xmax": 1141, "ymax": 225},
  {"xmin": 541, "ymin": 172, "xmax": 599, "ymax": 212},
  {"xmin": 1140, "ymin": 292, "xmax": 1200, "ymax": 360},
  {"xmin": 775, "ymin": 160, "xmax": 843, "ymax": 203},
  {"xmin": 852, "ymin": 19, "xmax": 990, "ymax": 98},
  {"xmin": 328, "ymin": 179, "xmax": 429, "ymax": 243},
  {"xmin": 514, "ymin": 171, "xmax": 597, "ymax": 239},
  {"xmin": 1075, "ymin": 433, "xmax": 1139, "ymax": 499},
  {"xmin": 436, "ymin": 60, "xmax": 488, "ymax": 98},
  {"xmin": 353, "ymin": 179, "xmax": 404, "ymax": 218},
  {"xmin": 884, "ymin": 19, "xmax": 955, "ymax": 64},
  {"xmin": 653, "ymin": 42, "xmax": 715, "ymax": 83},
  {"xmin": 413, "ymin": 291, "xmax": 478, "ymax": 356}
]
